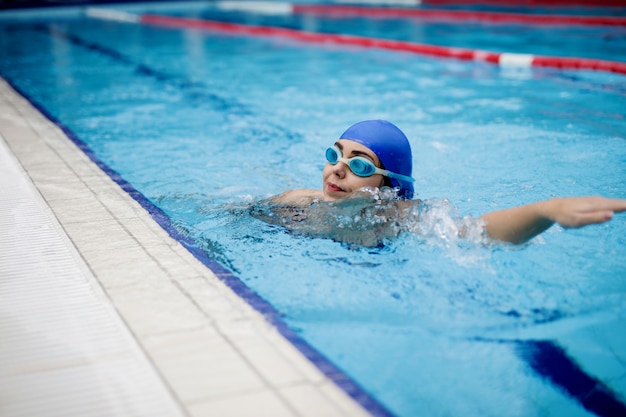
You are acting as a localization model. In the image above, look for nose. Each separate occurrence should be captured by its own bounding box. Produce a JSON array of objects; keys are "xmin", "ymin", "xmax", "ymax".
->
[{"xmin": 331, "ymin": 161, "xmax": 348, "ymax": 179}]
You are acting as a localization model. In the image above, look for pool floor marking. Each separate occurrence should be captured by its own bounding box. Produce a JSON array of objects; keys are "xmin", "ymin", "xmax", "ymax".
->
[
  {"xmin": 517, "ymin": 340, "xmax": 626, "ymax": 417},
  {"xmin": 133, "ymin": 13, "xmax": 626, "ymax": 76},
  {"xmin": 32, "ymin": 23, "xmax": 252, "ymax": 116},
  {"xmin": 289, "ymin": 4, "xmax": 626, "ymax": 27}
]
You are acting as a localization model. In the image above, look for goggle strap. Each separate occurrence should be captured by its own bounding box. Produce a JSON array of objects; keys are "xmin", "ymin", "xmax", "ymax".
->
[{"xmin": 379, "ymin": 169, "xmax": 415, "ymax": 183}]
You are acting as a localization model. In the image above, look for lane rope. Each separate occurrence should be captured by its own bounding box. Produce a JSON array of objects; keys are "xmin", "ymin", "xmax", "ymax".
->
[
  {"xmin": 419, "ymin": 0, "xmax": 626, "ymax": 7},
  {"xmin": 291, "ymin": 4, "xmax": 626, "ymax": 27},
  {"xmin": 85, "ymin": 7, "xmax": 139, "ymax": 23},
  {"xmin": 86, "ymin": 8, "xmax": 626, "ymax": 75}
]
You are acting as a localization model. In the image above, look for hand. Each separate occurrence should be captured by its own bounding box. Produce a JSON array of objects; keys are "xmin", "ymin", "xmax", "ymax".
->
[{"xmin": 546, "ymin": 197, "xmax": 626, "ymax": 229}]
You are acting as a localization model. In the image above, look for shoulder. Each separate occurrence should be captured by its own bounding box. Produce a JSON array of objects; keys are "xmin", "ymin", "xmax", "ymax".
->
[{"xmin": 272, "ymin": 189, "xmax": 323, "ymax": 205}]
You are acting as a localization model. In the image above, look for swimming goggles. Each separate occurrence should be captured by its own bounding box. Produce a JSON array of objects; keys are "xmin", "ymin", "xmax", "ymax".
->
[{"xmin": 325, "ymin": 145, "xmax": 415, "ymax": 183}]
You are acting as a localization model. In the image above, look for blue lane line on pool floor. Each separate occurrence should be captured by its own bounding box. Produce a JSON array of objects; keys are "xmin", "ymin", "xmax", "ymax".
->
[
  {"xmin": 31, "ymin": 23, "xmax": 303, "ymax": 143},
  {"xmin": 32, "ymin": 23, "xmax": 251, "ymax": 115},
  {"xmin": 6, "ymin": 21, "xmax": 626, "ymax": 417},
  {"xmin": 516, "ymin": 340, "xmax": 626, "ymax": 417}
]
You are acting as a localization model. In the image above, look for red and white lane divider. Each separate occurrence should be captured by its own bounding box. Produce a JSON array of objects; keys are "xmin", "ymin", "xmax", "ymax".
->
[
  {"xmin": 213, "ymin": 1, "xmax": 294, "ymax": 15},
  {"xmin": 291, "ymin": 4, "xmax": 626, "ymax": 27},
  {"xmin": 211, "ymin": 1, "xmax": 626, "ymax": 27},
  {"xmin": 85, "ymin": 8, "xmax": 140, "ymax": 22},
  {"xmin": 419, "ymin": 0, "xmax": 626, "ymax": 7},
  {"xmin": 85, "ymin": 8, "xmax": 626, "ymax": 75}
]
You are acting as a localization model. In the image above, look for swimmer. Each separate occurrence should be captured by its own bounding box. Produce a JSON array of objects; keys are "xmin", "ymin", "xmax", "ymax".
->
[{"xmin": 272, "ymin": 120, "xmax": 626, "ymax": 244}]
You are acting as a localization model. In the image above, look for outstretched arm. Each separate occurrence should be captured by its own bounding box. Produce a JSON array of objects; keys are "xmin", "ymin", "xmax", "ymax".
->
[{"xmin": 480, "ymin": 197, "xmax": 626, "ymax": 244}]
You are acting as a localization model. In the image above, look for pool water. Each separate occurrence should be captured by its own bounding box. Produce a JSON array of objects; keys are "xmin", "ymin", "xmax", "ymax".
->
[
  {"xmin": 188, "ymin": 7, "xmax": 626, "ymax": 62},
  {"xmin": 1, "ymin": 5, "xmax": 626, "ymax": 417}
]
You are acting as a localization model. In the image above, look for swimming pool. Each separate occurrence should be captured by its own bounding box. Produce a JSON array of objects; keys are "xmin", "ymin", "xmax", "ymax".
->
[{"xmin": 1, "ymin": 2, "xmax": 625, "ymax": 416}]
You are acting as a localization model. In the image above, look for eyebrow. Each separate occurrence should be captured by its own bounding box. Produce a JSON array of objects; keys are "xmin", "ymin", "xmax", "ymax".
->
[{"xmin": 335, "ymin": 141, "xmax": 378, "ymax": 164}]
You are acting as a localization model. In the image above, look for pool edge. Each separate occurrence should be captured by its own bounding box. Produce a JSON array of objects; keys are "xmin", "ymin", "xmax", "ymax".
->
[{"xmin": 0, "ymin": 76, "xmax": 378, "ymax": 417}]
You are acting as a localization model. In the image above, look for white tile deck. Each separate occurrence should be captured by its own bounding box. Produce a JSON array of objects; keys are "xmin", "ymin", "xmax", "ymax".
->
[{"xmin": 0, "ymin": 77, "xmax": 373, "ymax": 417}]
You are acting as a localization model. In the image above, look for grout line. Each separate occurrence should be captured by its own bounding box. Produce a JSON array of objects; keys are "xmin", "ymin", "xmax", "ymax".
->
[
  {"xmin": 1, "ymin": 81, "xmax": 196, "ymax": 417},
  {"xmin": 0, "ymin": 131, "xmax": 188, "ymax": 417}
]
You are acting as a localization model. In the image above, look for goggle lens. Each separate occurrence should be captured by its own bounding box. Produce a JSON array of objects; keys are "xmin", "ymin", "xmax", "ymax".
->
[
  {"xmin": 325, "ymin": 145, "xmax": 377, "ymax": 178},
  {"xmin": 349, "ymin": 158, "xmax": 375, "ymax": 177},
  {"xmin": 325, "ymin": 146, "xmax": 340, "ymax": 165}
]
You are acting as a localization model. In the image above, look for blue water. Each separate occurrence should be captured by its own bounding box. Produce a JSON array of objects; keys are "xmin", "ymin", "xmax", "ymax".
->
[
  {"xmin": 182, "ymin": 7, "xmax": 626, "ymax": 62},
  {"xmin": 1, "ymin": 7, "xmax": 626, "ymax": 417}
]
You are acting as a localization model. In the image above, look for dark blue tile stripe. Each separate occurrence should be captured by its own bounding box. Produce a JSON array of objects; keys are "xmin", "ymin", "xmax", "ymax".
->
[
  {"xmin": 32, "ymin": 23, "xmax": 251, "ymax": 115},
  {"xmin": 517, "ymin": 340, "xmax": 626, "ymax": 417}
]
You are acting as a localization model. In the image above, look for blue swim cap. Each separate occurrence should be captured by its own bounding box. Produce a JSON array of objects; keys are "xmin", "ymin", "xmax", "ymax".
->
[{"xmin": 340, "ymin": 120, "xmax": 414, "ymax": 199}]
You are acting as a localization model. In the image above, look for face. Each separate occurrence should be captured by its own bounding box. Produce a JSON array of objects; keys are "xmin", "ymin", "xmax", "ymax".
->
[{"xmin": 322, "ymin": 139, "xmax": 385, "ymax": 201}]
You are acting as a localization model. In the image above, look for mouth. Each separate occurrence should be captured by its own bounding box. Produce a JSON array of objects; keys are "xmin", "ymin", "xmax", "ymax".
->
[{"xmin": 326, "ymin": 182, "xmax": 345, "ymax": 193}]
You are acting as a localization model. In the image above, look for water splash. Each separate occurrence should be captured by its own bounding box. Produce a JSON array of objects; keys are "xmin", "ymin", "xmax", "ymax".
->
[{"xmin": 250, "ymin": 187, "xmax": 492, "ymax": 251}]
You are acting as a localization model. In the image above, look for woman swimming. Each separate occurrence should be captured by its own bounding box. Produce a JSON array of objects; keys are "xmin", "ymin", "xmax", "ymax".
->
[{"xmin": 270, "ymin": 120, "xmax": 626, "ymax": 245}]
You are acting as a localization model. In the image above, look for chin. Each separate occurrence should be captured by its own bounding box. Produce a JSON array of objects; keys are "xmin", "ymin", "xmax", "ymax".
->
[{"xmin": 323, "ymin": 191, "xmax": 343, "ymax": 202}]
